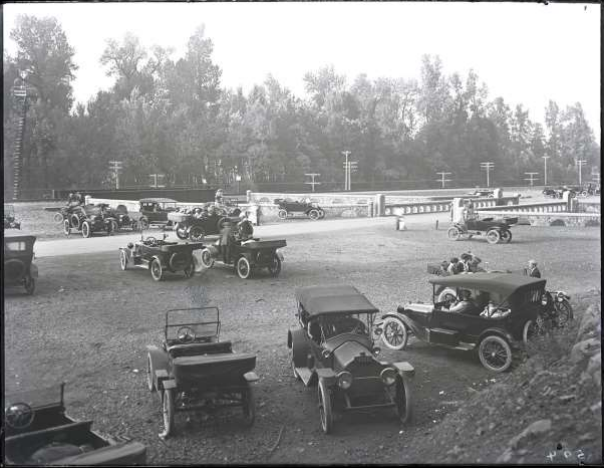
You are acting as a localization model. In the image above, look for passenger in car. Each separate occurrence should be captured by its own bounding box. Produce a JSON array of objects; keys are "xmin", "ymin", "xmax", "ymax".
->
[{"xmin": 448, "ymin": 289, "xmax": 476, "ymax": 314}]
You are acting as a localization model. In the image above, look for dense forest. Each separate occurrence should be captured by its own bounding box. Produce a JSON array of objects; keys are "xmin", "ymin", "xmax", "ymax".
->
[{"xmin": 3, "ymin": 15, "xmax": 601, "ymax": 197}]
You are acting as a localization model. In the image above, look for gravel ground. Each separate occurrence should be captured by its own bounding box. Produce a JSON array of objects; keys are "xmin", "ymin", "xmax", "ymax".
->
[{"xmin": 4, "ymin": 205, "xmax": 601, "ymax": 464}]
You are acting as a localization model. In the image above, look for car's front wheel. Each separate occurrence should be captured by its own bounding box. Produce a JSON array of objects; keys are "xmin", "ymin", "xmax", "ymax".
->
[
  {"xmin": 159, "ymin": 388, "xmax": 175, "ymax": 439},
  {"xmin": 500, "ymin": 229, "xmax": 513, "ymax": 243},
  {"xmin": 308, "ymin": 209, "xmax": 320, "ymax": 220},
  {"xmin": 392, "ymin": 375, "xmax": 413, "ymax": 424},
  {"xmin": 120, "ymin": 250, "xmax": 128, "ymax": 270},
  {"xmin": 189, "ymin": 226, "xmax": 205, "ymax": 242},
  {"xmin": 150, "ymin": 259, "xmax": 163, "ymax": 281},
  {"xmin": 381, "ymin": 317, "xmax": 409, "ymax": 350},
  {"xmin": 478, "ymin": 335, "xmax": 512, "ymax": 372},
  {"xmin": 63, "ymin": 219, "xmax": 71, "ymax": 236},
  {"xmin": 81, "ymin": 221, "xmax": 91, "ymax": 238},
  {"xmin": 486, "ymin": 229, "xmax": 501, "ymax": 244},
  {"xmin": 318, "ymin": 209, "xmax": 326, "ymax": 219},
  {"xmin": 447, "ymin": 226, "xmax": 461, "ymax": 241},
  {"xmin": 236, "ymin": 256, "xmax": 252, "ymax": 279},
  {"xmin": 200, "ymin": 249, "xmax": 215, "ymax": 268},
  {"xmin": 318, "ymin": 379, "xmax": 333, "ymax": 434},
  {"xmin": 175, "ymin": 224, "xmax": 188, "ymax": 240},
  {"xmin": 24, "ymin": 274, "xmax": 35, "ymax": 295},
  {"xmin": 554, "ymin": 300, "xmax": 573, "ymax": 328},
  {"xmin": 277, "ymin": 209, "xmax": 288, "ymax": 220}
]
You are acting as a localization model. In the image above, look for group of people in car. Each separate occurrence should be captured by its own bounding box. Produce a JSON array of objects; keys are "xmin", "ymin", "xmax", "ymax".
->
[{"xmin": 439, "ymin": 252, "xmax": 483, "ymax": 276}]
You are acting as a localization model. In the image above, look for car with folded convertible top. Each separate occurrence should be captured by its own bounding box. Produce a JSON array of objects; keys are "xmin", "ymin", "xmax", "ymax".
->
[{"xmin": 287, "ymin": 285, "xmax": 414, "ymax": 434}]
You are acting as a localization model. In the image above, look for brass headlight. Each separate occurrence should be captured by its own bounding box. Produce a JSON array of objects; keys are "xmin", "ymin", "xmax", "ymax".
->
[
  {"xmin": 380, "ymin": 367, "xmax": 397, "ymax": 386},
  {"xmin": 337, "ymin": 371, "xmax": 353, "ymax": 390}
]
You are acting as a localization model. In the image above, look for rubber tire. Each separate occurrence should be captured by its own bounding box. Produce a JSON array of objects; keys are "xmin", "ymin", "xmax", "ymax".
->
[
  {"xmin": 160, "ymin": 389, "xmax": 175, "ymax": 439},
  {"xmin": 309, "ymin": 209, "xmax": 320, "ymax": 220},
  {"xmin": 24, "ymin": 274, "xmax": 36, "ymax": 295},
  {"xmin": 318, "ymin": 209, "xmax": 326, "ymax": 219},
  {"xmin": 486, "ymin": 229, "xmax": 501, "ymax": 245},
  {"xmin": 120, "ymin": 250, "xmax": 128, "ymax": 270},
  {"xmin": 63, "ymin": 219, "xmax": 71, "ymax": 236},
  {"xmin": 500, "ymin": 229, "xmax": 512, "ymax": 243},
  {"xmin": 175, "ymin": 224, "xmax": 188, "ymax": 240},
  {"xmin": 150, "ymin": 259, "xmax": 163, "ymax": 281},
  {"xmin": 478, "ymin": 335, "xmax": 513, "ymax": 373},
  {"xmin": 278, "ymin": 209, "xmax": 288, "ymax": 220},
  {"xmin": 554, "ymin": 300, "xmax": 573, "ymax": 328},
  {"xmin": 241, "ymin": 384, "xmax": 256, "ymax": 427},
  {"xmin": 381, "ymin": 317, "xmax": 409, "ymax": 351},
  {"xmin": 54, "ymin": 212, "xmax": 64, "ymax": 223},
  {"xmin": 437, "ymin": 287, "xmax": 457, "ymax": 304},
  {"xmin": 71, "ymin": 214, "xmax": 82, "ymax": 230},
  {"xmin": 267, "ymin": 255, "xmax": 282, "ymax": 277},
  {"xmin": 236, "ymin": 256, "xmax": 252, "ymax": 280},
  {"xmin": 318, "ymin": 379, "xmax": 334, "ymax": 434},
  {"xmin": 189, "ymin": 226, "xmax": 205, "ymax": 242},
  {"xmin": 394, "ymin": 375, "xmax": 413, "ymax": 424},
  {"xmin": 81, "ymin": 221, "xmax": 91, "ymax": 238},
  {"xmin": 522, "ymin": 319, "xmax": 540, "ymax": 344},
  {"xmin": 146, "ymin": 354, "xmax": 155, "ymax": 392},
  {"xmin": 447, "ymin": 227, "xmax": 461, "ymax": 241},
  {"xmin": 200, "ymin": 249, "xmax": 215, "ymax": 268},
  {"xmin": 290, "ymin": 347, "xmax": 301, "ymax": 381}
]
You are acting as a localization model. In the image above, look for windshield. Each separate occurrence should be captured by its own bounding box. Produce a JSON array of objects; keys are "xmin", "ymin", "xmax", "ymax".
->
[
  {"xmin": 319, "ymin": 313, "xmax": 373, "ymax": 341},
  {"xmin": 165, "ymin": 307, "xmax": 220, "ymax": 342}
]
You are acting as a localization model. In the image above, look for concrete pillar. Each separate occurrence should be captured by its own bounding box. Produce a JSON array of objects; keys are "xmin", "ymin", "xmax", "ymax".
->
[
  {"xmin": 451, "ymin": 198, "xmax": 464, "ymax": 223},
  {"xmin": 375, "ymin": 194, "xmax": 385, "ymax": 217},
  {"xmin": 562, "ymin": 191, "xmax": 573, "ymax": 211},
  {"xmin": 494, "ymin": 188, "xmax": 503, "ymax": 199},
  {"xmin": 368, "ymin": 201, "xmax": 374, "ymax": 217},
  {"xmin": 246, "ymin": 190, "xmax": 252, "ymax": 203}
]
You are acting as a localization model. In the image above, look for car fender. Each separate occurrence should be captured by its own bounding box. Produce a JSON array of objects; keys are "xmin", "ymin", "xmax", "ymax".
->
[
  {"xmin": 478, "ymin": 327, "xmax": 515, "ymax": 346},
  {"xmin": 152, "ymin": 255, "xmax": 166, "ymax": 268},
  {"xmin": 393, "ymin": 361, "xmax": 415, "ymax": 378},
  {"xmin": 30, "ymin": 263, "xmax": 39, "ymax": 279},
  {"xmin": 288, "ymin": 328, "xmax": 310, "ymax": 368},
  {"xmin": 380, "ymin": 313, "xmax": 422, "ymax": 337},
  {"xmin": 160, "ymin": 379, "xmax": 177, "ymax": 391},
  {"xmin": 316, "ymin": 368, "xmax": 337, "ymax": 387},
  {"xmin": 119, "ymin": 247, "xmax": 133, "ymax": 261},
  {"xmin": 146, "ymin": 345, "xmax": 169, "ymax": 386}
]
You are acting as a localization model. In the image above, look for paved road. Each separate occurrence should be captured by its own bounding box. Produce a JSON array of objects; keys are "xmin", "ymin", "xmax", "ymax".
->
[{"xmin": 35, "ymin": 215, "xmax": 449, "ymax": 258}]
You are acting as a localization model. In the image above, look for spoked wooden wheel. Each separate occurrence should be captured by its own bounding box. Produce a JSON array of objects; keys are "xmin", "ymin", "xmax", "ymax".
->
[
  {"xmin": 81, "ymin": 221, "xmax": 91, "ymax": 238},
  {"xmin": 236, "ymin": 256, "xmax": 252, "ymax": 279},
  {"xmin": 318, "ymin": 379, "xmax": 333, "ymax": 434},
  {"xmin": 63, "ymin": 219, "xmax": 71, "ymax": 236},
  {"xmin": 391, "ymin": 375, "xmax": 413, "ymax": 424},
  {"xmin": 54, "ymin": 212, "xmax": 64, "ymax": 223},
  {"xmin": 200, "ymin": 249, "xmax": 215, "ymax": 268},
  {"xmin": 189, "ymin": 226, "xmax": 205, "ymax": 242},
  {"xmin": 277, "ymin": 209, "xmax": 288, "ymax": 220},
  {"xmin": 447, "ymin": 227, "xmax": 461, "ymax": 241},
  {"xmin": 478, "ymin": 335, "xmax": 512, "ymax": 372},
  {"xmin": 146, "ymin": 354, "xmax": 155, "ymax": 392},
  {"xmin": 150, "ymin": 259, "xmax": 163, "ymax": 281},
  {"xmin": 24, "ymin": 274, "xmax": 36, "ymax": 295},
  {"xmin": 381, "ymin": 317, "xmax": 409, "ymax": 350},
  {"xmin": 486, "ymin": 229, "xmax": 501, "ymax": 244},
  {"xmin": 500, "ymin": 229, "xmax": 512, "ymax": 243},
  {"xmin": 554, "ymin": 300, "xmax": 573, "ymax": 328},
  {"xmin": 119, "ymin": 250, "xmax": 128, "ymax": 270},
  {"xmin": 159, "ymin": 389, "xmax": 175, "ymax": 439},
  {"xmin": 309, "ymin": 209, "xmax": 320, "ymax": 220}
]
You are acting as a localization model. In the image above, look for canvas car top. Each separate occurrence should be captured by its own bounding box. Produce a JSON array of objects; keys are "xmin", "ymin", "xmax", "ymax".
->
[
  {"xmin": 139, "ymin": 198, "xmax": 178, "ymax": 204},
  {"xmin": 429, "ymin": 272, "xmax": 546, "ymax": 296},
  {"xmin": 295, "ymin": 285, "xmax": 379, "ymax": 316},
  {"xmin": 4, "ymin": 231, "xmax": 36, "ymax": 241}
]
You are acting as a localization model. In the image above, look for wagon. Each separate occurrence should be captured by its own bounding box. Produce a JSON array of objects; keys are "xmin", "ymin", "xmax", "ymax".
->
[
  {"xmin": 4, "ymin": 232, "xmax": 38, "ymax": 295},
  {"xmin": 146, "ymin": 307, "xmax": 259, "ymax": 438},
  {"xmin": 200, "ymin": 238, "xmax": 286, "ymax": 279},
  {"xmin": 447, "ymin": 217, "xmax": 518, "ymax": 244},
  {"xmin": 4, "ymin": 382, "xmax": 146, "ymax": 465},
  {"xmin": 119, "ymin": 234, "xmax": 204, "ymax": 281}
]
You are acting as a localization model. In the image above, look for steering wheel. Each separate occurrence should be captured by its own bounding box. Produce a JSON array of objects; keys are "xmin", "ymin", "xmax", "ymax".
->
[
  {"xmin": 5, "ymin": 402, "xmax": 35, "ymax": 430},
  {"xmin": 145, "ymin": 236, "xmax": 157, "ymax": 244},
  {"xmin": 176, "ymin": 326, "xmax": 196, "ymax": 343}
]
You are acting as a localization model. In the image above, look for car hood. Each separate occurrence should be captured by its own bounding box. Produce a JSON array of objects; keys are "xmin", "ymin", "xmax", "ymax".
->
[{"xmin": 324, "ymin": 335, "xmax": 375, "ymax": 370}]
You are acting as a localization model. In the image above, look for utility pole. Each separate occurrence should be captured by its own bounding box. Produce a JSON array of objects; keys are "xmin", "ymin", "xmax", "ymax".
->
[
  {"xmin": 436, "ymin": 172, "xmax": 452, "ymax": 189},
  {"xmin": 480, "ymin": 162, "xmax": 494, "ymax": 187},
  {"xmin": 347, "ymin": 161, "xmax": 357, "ymax": 191},
  {"xmin": 342, "ymin": 151, "xmax": 351, "ymax": 191},
  {"xmin": 108, "ymin": 161, "xmax": 123, "ymax": 189},
  {"xmin": 576, "ymin": 159, "xmax": 587, "ymax": 186},
  {"xmin": 304, "ymin": 173, "xmax": 321, "ymax": 192},
  {"xmin": 542, "ymin": 156, "xmax": 550, "ymax": 187},
  {"xmin": 524, "ymin": 172, "xmax": 539, "ymax": 186}
]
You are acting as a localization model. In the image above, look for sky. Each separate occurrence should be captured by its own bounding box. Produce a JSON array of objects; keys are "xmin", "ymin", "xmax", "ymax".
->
[{"xmin": 2, "ymin": 2, "xmax": 601, "ymax": 138}]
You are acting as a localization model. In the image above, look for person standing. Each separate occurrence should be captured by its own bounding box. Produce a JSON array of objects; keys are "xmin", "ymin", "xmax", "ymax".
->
[
  {"xmin": 527, "ymin": 260, "xmax": 541, "ymax": 278},
  {"xmin": 215, "ymin": 189, "xmax": 224, "ymax": 205},
  {"xmin": 219, "ymin": 220, "xmax": 233, "ymax": 264}
]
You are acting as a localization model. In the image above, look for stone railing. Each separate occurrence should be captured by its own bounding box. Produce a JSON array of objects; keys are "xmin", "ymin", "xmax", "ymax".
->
[
  {"xmin": 478, "ymin": 201, "xmax": 568, "ymax": 214},
  {"xmin": 475, "ymin": 209, "xmax": 600, "ymax": 227},
  {"xmin": 385, "ymin": 195, "xmax": 520, "ymax": 217},
  {"xmin": 577, "ymin": 201, "xmax": 601, "ymax": 214}
]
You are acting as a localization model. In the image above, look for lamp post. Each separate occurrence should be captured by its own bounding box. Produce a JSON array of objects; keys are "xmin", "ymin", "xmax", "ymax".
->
[
  {"xmin": 542, "ymin": 156, "xmax": 550, "ymax": 187},
  {"xmin": 342, "ymin": 151, "xmax": 351, "ymax": 191},
  {"xmin": 576, "ymin": 159, "xmax": 586, "ymax": 186}
]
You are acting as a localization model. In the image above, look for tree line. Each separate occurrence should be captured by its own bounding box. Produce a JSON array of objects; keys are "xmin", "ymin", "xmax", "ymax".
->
[{"xmin": 3, "ymin": 15, "xmax": 600, "ymax": 196}]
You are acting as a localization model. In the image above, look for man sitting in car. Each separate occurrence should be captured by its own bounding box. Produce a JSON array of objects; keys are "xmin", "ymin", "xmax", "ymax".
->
[{"xmin": 446, "ymin": 289, "xmax": 477, "ymax": 314}]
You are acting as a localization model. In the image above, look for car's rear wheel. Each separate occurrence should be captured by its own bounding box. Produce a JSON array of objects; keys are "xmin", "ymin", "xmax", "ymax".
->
[
  {"xmin": 318, "ymin": 209, "xmax": 326, "ymax": 219},
  {"xmin": 24, "ymin": 274, "xmax": 35, "ymax": 295},
  {"xmin": 522, "ymin": 319, "xmax": 541, "ymax": 344},
  {"xmin": 318, "ymin": 379, "xmax": 333, "ymax": 434},
  {"xmin": 309, "ymin": 209, "xmax": 320, "ymax": 220},
  {"xmin": 486, "ymin": 229, "xmax": 501, "ymax": 244},
  {"xmin": 236, "ymin": 256, "xmax": 252, "ymax": 279},
  {"xmin": 120, "ymin": 250, "xmax": 128, "ymax": 270},
  {"xmin": 554, "ymin": 300, "xmax": 573, "ymax": 328},
  {"xmin": 200, "ymin": 249, "xmax": 215, "ymax": 268},
  {"xmin": 500, "ymin": 229, "xmax": 512, "ymax": 243},
  {"xmin": 175, "ymin": 224, "xmax": 188, "ymax": 239},
  {"xmin": 160, "ymin": 388, "xmax": 175, "ymax": 439},
  {"xmin": 54, "ymin": 212, "xmax": 64, "ymax": 223},
  {"xmin": 478, "ymin": 335, "xmax": 512, "ymax": 372},
  {"xmin": 81, "ymin": 221, "xmax": 91, "ymax": 238},
  {"xmin": 241, "ymin": 384, "xmax": 256, "ymax": 427},
  {"xmin": 381, "ymin": 317, "xmax": 409, "ymax": 350},
  {"xmin": 277, "ymin": 209, "xmax": 288, "ymax": 220},
  {"xmin": 267, "ymin": 254, "xmax": 282, "ymax": 277},
  {"xmin": 63, "ymin": 219, "xmax": 71, "ymax": 236},
  {"xmin": 447, "ymin": 227, "xmax": 461, "ymax": 241},
  {"xmin": 150, "ymin": 259, "xmax": 163, "ymax": 281},
  {"xmin": 189, "ymin": 226, "xmax": 205, "ymax": 242},
  {"xmin": 393, "ymin": 375, "xmax": 413, "ymax": 424},
  {"xmin": 146, "ymin": 354, "xmax": 155, "ymax": 392}
]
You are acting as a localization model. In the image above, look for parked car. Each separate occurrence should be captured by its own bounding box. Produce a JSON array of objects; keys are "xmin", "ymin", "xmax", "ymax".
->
[
  {"xmin": 119, "ymin": 234, "xmax": 204, "ymax": 281},
  {"xmin": 63, "ymin": 204, "xmax": 116, "ymax": 238},
  {"xmin": 199, "ymin": 237, "xmax": 286, "ymax": 279},
  {"xmin": 447, "ymin": 216, "xmax": 517, "ymax": 244},
  {"xmin": 106, "ymin": 204, "xmax": 138, "ymax": 231},
  {"xmin": 287, "ymin": 285, "xmax": 414, "ymax": 434},
  {"xmin": 375, "ymin": 273, "xmax": 547, "ymax": 373},
  {"xmin": 4, "ymin": 204, "xmax": 21, "ymax": 229},
  {"xmin": 169, "ymin": 204, "xmax": 242, "ymax": 241},
  {"xmin": 4, "ymin": 382, "xmax": 146, "ymax": 465},
  {"xmin": 466, "ymin": 189, "xmax": 494, "ymax": 198},
  {"xmin": 137, "ymin": 198, "xmax": 179, "ymax": 229},
  {"xmin": 4, "ymin": 231, "xmax": 38, "ymax": 295},
  {"xmin": 146, "ymin": 307, "xmax": 258, "ymax": 438},
  {"xmin": 51, "ymin": 204, "xmax": 85, "ymax": 224},
  {"xmin": 274, "ymin": 198, "xmax": 325, "ymax": 220}
]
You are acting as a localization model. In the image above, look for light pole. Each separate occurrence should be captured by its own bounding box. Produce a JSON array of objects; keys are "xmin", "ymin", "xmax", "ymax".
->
[
  {"xmin": 480, "ymin": 162, "xmax": 494, "ymax": 187},
  {"xmin": 108, "ymin": 161, "xmax": 123, "ymax": 189},
  {"xmin": 542, "ymin": 156, "xmax": 550, "ymax": 187},
  {"xmin": 576, "ymin": 159, "xmax": 586, "ymax": 186},
  {"xmin": 436, "ymin": 172, "xmax": 452, "ymax": 189},
  {"xmin": 524, "ymin": 172, "xmax": 539, "ymax": 186},
  {"xmin": 342, "ymin": 151, "xmax": 351, "ymax": 190}
]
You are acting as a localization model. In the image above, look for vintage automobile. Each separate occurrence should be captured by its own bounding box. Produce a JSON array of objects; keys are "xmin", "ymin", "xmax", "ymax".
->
[
  {"xmin": 524, "ymin": 289, "xmax": 574, "ymax": 339},
  {"xmin": 577, "ymin": 183, "xmax": 600, "ymax": 197},
  {"xmin": 119, "ymin": 233, "xmax": 203, "ymax": 281},
  {"xmin": 169, "ymin": 204, "xmax": 242, "ymax": 241},
  {"xmin": 50, "ymin": 204, "xmax": 85, "ymax": 224},
  {"xmin": 146, "ymin": 307, "xmax": 258, "ymax": 438},
  {"xmin": 4, "ymin": 231, "xmax": 38, "ymax": 295},
  {"xmin": 63, "ymin": 204, "xmax": 116, "ymax": 238},
  {"xmin": 4, "ymin": 382, "xmax": 146, "ymax": 465},
  {"xmin": 137, "ymin": 198, "xmax": 179, "ymax": 229},
  {"xmin": 447, "ymin": 216, "xmax": 517, "ymax": 244},
  {"xmin": 4, "ymin": 204, "xmax": 21, "ymax": 229},
  {"xmin": 274, "ymin": 198, "xmax": 325, "ymax": 220},
  {"xmin": 375, "ymin": 273, "xmax": 548, "ymax": 373},
  {"xmin": 466, "ymin": 189, "xmax": 494, "ymax": 198},
  {"xmin": 106, "ymin": 204, "xmax": 138, "ymax": 231},
  {"xmin": 287, "ymin": 285, "xmax": 414, "ymax": 434},
  {"xmin": 199, "ymin": 236, "xmax": 286, "ymax": 279}
]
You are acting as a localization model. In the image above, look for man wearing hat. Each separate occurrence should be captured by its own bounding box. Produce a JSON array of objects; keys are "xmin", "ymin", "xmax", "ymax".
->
[{"xmin": 527, "ymin": 260, "xmax": 541, "ymax": 278}]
